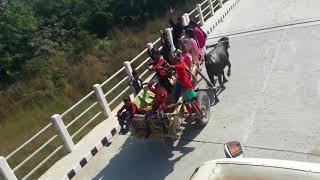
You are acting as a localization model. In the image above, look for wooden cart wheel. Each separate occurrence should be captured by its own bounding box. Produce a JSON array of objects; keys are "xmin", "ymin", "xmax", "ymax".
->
[{"xmin": 196, "ymin": 91, "xmax": 211, "ymax": 126}]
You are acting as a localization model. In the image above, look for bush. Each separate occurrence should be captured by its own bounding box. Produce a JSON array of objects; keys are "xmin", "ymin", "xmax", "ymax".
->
[{"xmin": 86, "ymin": 12, "xmax": 112, "ymax": 37}]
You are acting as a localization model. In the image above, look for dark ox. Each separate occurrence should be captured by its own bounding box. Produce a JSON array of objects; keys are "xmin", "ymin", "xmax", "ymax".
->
[{"xmin": 204, "ymin": 37, "xmax": 231, "ymax": 89}]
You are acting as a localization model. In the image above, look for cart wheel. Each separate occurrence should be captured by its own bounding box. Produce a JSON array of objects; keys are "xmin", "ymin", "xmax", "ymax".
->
[{"xmin": 196, "ymin": 91, "xmax": 211, "ymax": 126}]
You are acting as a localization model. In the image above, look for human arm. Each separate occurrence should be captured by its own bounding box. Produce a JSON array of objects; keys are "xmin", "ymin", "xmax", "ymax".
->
[
  {"xmin": 147, "ymin": 47, "xmax": 155, "ymax": 61},
  {"xmin": 117, "ymin": 105, "xmax": 125, "ymax": 117},
  {"xmin": 191, "ymin": 38, "xmax": 201, "ymax": 60}
]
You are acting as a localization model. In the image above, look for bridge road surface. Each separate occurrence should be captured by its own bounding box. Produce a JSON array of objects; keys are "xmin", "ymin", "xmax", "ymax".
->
[{"xmin": 74, "ymin": 0, "xmax": 320, "ymax": 179}]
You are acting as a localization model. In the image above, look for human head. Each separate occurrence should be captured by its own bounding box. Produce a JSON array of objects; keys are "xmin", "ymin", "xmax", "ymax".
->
[
  {"xmin": 152, "ymin": 48, "xmax": 161, "ymax": 60},
  {"xmin": 185, "ymin": 28, "xmax": 195, "ymax": 38},
  {"xmin": 189, "ymin": 19, "xmax": 197, "ymax": 29},
  {"xmin": 122, "ymin": 96, "xmax": 131, "ymax": 107},
  {"xmin": 132, "ymin": 70, "xmax": 139, "ymax": 80},
  {"xmin": 170, "ymin": 52, "xmax": 180, "ymax": 65},
  {"xmin": 181, "ymin": 42, "xmax": 189, "ymax": 53}
]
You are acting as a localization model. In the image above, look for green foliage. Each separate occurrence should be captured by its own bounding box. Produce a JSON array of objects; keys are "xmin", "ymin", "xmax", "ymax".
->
[
  {"xmin": 0, "ymin": 0, "xmax": 191, "ymax": 89},
  {"xmin": 0, "ymin": 0, "xmax": 38, "ymax": 88},
  {"xmin": 86, "ymin": 12, "xmax": 112, "ymax": 37}
]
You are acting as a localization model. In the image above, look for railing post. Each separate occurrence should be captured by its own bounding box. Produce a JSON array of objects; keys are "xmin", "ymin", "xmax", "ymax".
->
[
  {"xmin": 123, "ymin": 61, "xmax": 136, "ymax": 97},
  {"xmin": 184, "ymin": 13, "xmax": 190, "ymax": 25},
  {"xmin": 123, "ymin": 61, "xmax": 133, "ymax": 79},
  {"xmin": 208, "ymin": 0, "xmax": 215, "ymax": 16},
  {"xmin": 182, "ymin": 15, "xmax": 188, "ymax": 26},
  {"xmin": 146, "ymin": 43, "xmax": 153, "ymax": 50},
  {"xmin": 196, "ymin": 4, "xmax": 205, "ymax": 26},
  {"xmin": 0, "ymin": 157, "xmax": 17, "ymax": 180},
  {"xmin": 165, "ymin": 28, "xmax": 176, "ymax": 52},
  {"xmin": 218, "ymin": 0, "xmax": 223, "ymax": 8},
  {"xmin": 51, "ymin": 114, "xmax": 74, "ymax": 153},
  {"xmin": 93, "ymin": 84, "xmax": 112, "ymax": 118}
]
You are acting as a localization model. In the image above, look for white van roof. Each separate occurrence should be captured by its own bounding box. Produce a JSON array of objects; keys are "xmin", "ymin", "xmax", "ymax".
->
[{"xmin": 191, "ymin": 158, "xmax": 320, "ymax": 180}]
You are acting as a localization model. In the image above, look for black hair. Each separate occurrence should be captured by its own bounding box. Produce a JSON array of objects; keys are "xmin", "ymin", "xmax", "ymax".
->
[
  {"xmin": 185, "ymin": 28, "xmax": 200, "ymax": 48},
  {"xmin": 185, "ymin": 28, "xmax": 194, "ymax": 36},
  {"xmin": 132, "ymin": 70, "xmax": 139, "ymax": 76},
  {"xmin": 189, "ymin": 19, "xmax": 197, "ymax": 27},
  {"xmin": 123, "ymin": 96, "xmax": 131, "ymax": 102},
  {"xmin": 152, "ymin": 48, "xmax": 161, "ymax": 55}
]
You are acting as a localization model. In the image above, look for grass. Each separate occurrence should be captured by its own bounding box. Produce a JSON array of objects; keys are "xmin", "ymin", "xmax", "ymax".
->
[{"xmin": 0, "ymin": 0, "xmax": 203, "ymax": 179}]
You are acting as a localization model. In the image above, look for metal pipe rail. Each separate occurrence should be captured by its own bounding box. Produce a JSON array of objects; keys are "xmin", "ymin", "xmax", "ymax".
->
[
  {"xmin": 61, "ymin": 91, "xmax": 95, "ymax": 118},
  {"xmin": 104, "ymin": 77, "xmax": 129, "ymax": 97},
  {"xmin": 109, "ymin": 86, "xmax": 131, "ymax": 105},
  {"xmin": 5, "ymin": 123, "xmax": 52, "ymax": 160},
  {"xmin": 101, "ymin": 67, "xmax": 125, "ymax": 87},
  {"xmin": 200, "ymin": 0, "xmax": 207, "ymax": 6},
  {"xmin": 71, "ymin": 112, "xmax": 102, "ymax": 138},
  {"xmin": 202, "ymin": 5, "xmax": 210, "ymax": 13},
  {"xmin": 66, "ymin": 101, "xmax": 99, "ymax": 129},
  {"xmin": 188, "ymin": 8, "xmax": 197, "ymax": 16},
  {"xmin": 21, "ymin": 145, "xmax": 63, "ymax": 180},
  {"xmin": 12, "ymin": 135, "xmax": 58, "ymax": 172},
  {"xmin": 213, "ymin": 3, "xmax": 220, "ymax": 10},
  {"xmin": 204, "ymin": 11, "xmax": 212, "ymax": 19}
]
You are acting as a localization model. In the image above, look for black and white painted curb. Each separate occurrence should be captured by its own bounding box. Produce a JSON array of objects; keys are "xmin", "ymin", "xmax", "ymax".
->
[{"xmin": 62, "ymin": 125, "xmax": 121, "ymax": 180}]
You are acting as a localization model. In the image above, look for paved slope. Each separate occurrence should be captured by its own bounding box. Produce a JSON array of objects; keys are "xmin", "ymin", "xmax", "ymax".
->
[{"xmin": 74, "ymin": 0, "xmax": 320, "ymax": 179}]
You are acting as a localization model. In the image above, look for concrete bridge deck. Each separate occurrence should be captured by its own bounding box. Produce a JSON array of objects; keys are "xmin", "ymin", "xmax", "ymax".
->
[{"xmin": 69, "ymin": 0, "xmax": 320, "ymax": 179}]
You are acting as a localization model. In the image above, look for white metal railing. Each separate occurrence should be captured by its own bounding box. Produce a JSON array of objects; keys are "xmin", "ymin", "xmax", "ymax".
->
[
  {"xmin": 66, "ymin": 101, "xmax": 99, "ymax": 129},
  {"xmin": 0, "ymin": 0, "xmax": 238, "ymax": 178},
  {"xmin": 4, "ymin": 123, "xmax": 52, "ymax": 160}
]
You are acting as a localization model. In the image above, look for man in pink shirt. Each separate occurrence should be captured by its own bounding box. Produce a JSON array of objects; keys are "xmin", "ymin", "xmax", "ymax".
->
[
  {"xmin": 184, "ymin": 28, "xmax": 202, "ymax": 74},
  {"xmin": 189, "ymin": 20, "xmax": 207, "ymax": 49},
  {"xmin": 189, "ymin": 20, "xmax": 207, "ymax": 64}
]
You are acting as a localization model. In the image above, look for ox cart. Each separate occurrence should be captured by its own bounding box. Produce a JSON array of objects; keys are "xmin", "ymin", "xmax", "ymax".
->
[{"xmin": 128, "ymin": 70, "xmax": 215, "ymax": 142}]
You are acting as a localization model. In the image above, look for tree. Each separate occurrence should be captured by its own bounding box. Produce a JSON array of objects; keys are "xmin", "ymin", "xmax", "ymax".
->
[{"xmin": 0, "ymin": 1, "xmax": 38, "ymax": 88}]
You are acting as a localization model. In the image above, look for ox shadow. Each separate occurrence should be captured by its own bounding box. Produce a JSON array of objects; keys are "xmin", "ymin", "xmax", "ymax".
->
[{"xmin": 93, "ymin": 136, "xmax": 194, "ymax": 180}]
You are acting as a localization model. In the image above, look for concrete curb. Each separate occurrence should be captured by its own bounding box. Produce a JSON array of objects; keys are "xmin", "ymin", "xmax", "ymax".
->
[{"xmin": 62, "ymin": 125, "xmax": 121, "ymax": 180}]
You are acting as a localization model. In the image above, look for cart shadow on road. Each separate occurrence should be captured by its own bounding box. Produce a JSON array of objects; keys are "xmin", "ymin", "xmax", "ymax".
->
[{"xmin": 93, "ymin": 136, "xmax": 195, "ymax": 180}]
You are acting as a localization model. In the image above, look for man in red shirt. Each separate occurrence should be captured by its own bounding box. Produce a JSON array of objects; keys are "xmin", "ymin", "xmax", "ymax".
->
[{"xmin": 117, "ymin": 96, "xmax": 143, "ymax": 134}]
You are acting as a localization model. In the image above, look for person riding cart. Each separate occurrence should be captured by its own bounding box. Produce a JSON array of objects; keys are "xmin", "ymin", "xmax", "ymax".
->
[
  {"xmin": 145, "ymin": 83, "xmax": 170, "ymax": 138},
  {"xmin": 117, "ymin": 96, "xmax": 145, "ymax": 134}
]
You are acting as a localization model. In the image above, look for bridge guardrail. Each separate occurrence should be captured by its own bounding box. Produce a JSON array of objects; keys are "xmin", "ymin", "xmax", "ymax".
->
[{"xmin": 0, "ymin": 0, "xmax": 236, "ymax": 179}]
